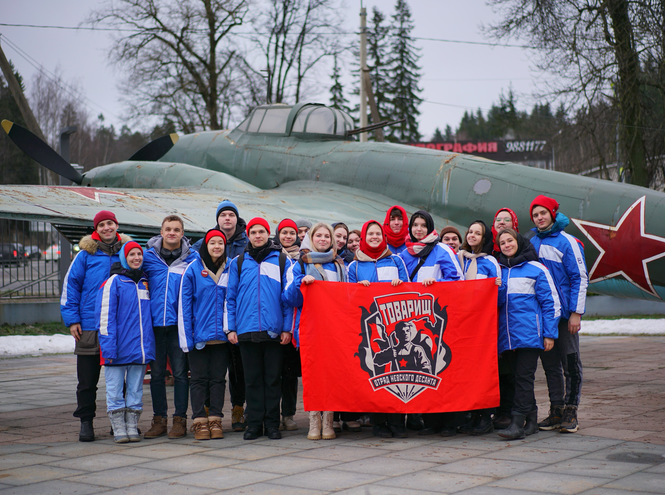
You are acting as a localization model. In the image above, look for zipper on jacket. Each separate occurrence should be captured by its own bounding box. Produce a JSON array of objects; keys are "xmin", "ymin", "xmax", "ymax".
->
[
  {"xmin": 257, "ymin": 260, "xmax": 262, "ymax": 331},
  {"xmin": 505, "ymin": 267, "xmax": 512, "ymax": 350},
  {"xmin": 136, "ymin": 282, "xmax": 146, "ymax": 364}
]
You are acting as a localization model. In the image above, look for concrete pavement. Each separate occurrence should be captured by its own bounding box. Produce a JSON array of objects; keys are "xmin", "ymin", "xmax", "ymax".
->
[{"xmin": 0, "ymin": 336, "xmax": 663, "ymax": 494}]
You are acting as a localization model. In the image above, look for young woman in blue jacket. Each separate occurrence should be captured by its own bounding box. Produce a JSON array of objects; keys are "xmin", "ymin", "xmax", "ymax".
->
[
  {"xmin": 96, "ymin": 241, "xmax": 155, "ymax": 444},
  {"xmin": 178, "ymin": 229, "xmax": 230, "ymax": 441},
  {"xmin": 283, "ymin": 222, "xmax": 347, "ymax": 441},
  {"xmin": 496, "ymin": 228, "xmax": 561, "ymax": 440}
]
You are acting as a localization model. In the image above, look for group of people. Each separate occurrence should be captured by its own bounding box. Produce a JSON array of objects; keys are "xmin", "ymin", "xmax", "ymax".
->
[{"xmin": 62, "ymin": 193, "xmax": 588, "ymax": 444}]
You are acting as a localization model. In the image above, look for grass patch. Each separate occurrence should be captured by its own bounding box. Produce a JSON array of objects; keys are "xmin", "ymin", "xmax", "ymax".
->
[
  {"xmin": 0, "ymin": 322, "xmax": 69, "ymax": 336},
  {"xmin": 584, "ymin": 314, "xmax": 665, "ymax": 321}
]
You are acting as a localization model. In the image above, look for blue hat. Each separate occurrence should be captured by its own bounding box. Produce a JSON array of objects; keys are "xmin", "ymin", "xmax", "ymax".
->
[{"xmin": 216, "ymin": 200, "xmax": 239, "ymax": 220}]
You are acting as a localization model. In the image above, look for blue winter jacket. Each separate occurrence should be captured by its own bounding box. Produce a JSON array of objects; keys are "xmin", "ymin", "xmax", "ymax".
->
[
  {"xmin": 226, "ymin": 250, "xmax": 293, "ymax": 337},
  {"xmin": 460, "ymin": 255, "xmax": 500, "ymax": 280},
  {"xmin": 530, "ymin": 213, "xmax": 588, "ymax": 319},
  {"xmin": 497, "ymin": 260, "xmax": 561, "ymax": 354},
  {"xmin": 399, "ymin": 243, "xmax": 464, "ymax": 282},
  {"xmin": 96, "ymin": 272, "xmax": 155, "ymax": 365},
  {"xmin": 178, "ymin": 257, "xmax": 229, "ymax": 352},
  {"xmin": 348, "ymin": 255, "xmax": 409, "ymax": 283},
  {"xmin": 143, "ymin": 236, "xmax": 198, "ymax": 327},
  {"xmin": 388, "ymin": 242, "xmax": 406, "ymax": 255}
]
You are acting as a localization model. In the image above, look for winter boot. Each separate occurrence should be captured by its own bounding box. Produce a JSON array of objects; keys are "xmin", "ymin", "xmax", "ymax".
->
[
  {"xmin": 169, "ymin": 416, "xmax": 187, "ymax": 439},
  {"xmin": 560, "ymin": 405, "xmax": 579, "ymax": 433},
  {"xmin": 125, "ymin": 409, "xmax": 142, "ymax": 442},
  {"xmin": 108, "ymin": 409, "xmax": 129, "ymax": 444},
  {"xmin": 79, "ymin": 420, "xmax": 94, "ymax": 442},
  {"xmin": 307, "ymin": 411, "xmax": 322, "ymax": 440},
  {"xmin": 471, "ymin": 411, "xmax": 494, "ymax": 435},
  {"xmin": 524, "ymin": 411, "xmax": 539, "ymax": 436},
  {"xmin": 282, "ymin": 416, "xmax": 299, "ymax": 431},
  {"xmin": 208, "ymin": 416, "xmax": 224, "ymax": 439},
  {"xmin": 322, "ymin": 411, "xmax": 336, "ymax": 440},
  {"xmin": 493, "ymin": 415, "xmax": 512, "ymax": 430},
  {"xmin": 498, "ymin": 414, "xmax": 525, "ymax": 440},
  {"xmin": 144, "ymin": 415, "xmax": 167, "ymax": 439},
  {"xmin": 190, "ymin": 417, "xmax": 211, "ymax": 440},
  {"xmin": 231, "ymin": 405, "xmax": 246, "ymax": 431},
  {"xmin": 538, "ymin": 405, "xmax": 564, "ymax": 431}
]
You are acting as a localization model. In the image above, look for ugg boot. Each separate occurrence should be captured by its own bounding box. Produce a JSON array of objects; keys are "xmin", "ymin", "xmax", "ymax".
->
[
  {"xmin": 190, "ymin": 417, "xmax": 211, "ymax": 440},
  {"xmin": 524, "ymin": 411, "xmax": 539, "ymax": 436},
  {"xmin": 144, "ymin": 415, "xmax": 167, "ymax": 439},
  {"xmin": 208, "ymin": 416, "xmax": 224, "ymax": 439},
  {"xmin": 169, "ymin": 416, "xmax": 187, "ymax": 439},
  {"xmin": 498, "ymin": 414, "xmax": 525, "ymax": 440},
  {"xmin": 322, "ymin": 411, "xmax": 336, "ymax": 440},
  {"xmin": 307, "ymin": 411, "xmax": 322, "ymax": 440},
  {"xmin": 232, "ymin": 405, "xmax": 246, "ymax": 432},
  {"xmin": 108, "ymin": 409, "xmax": 129, "ymax": 444},
  {"xmin": 125, "ymin": 409, "xmax": 142, "ymax": 442}
]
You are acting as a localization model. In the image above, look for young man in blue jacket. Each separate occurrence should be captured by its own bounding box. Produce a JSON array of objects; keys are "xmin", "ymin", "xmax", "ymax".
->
[
  {"xmin": 142, "ymin": 215, "xmax": 197, "ymax": 439},
  {"xmin": 61, "ymin": 210, "xmax": 130, "ymax": 442},
  {"xmin": 529, "ymin": 195, "xmax": 589, "ymax": 433}
]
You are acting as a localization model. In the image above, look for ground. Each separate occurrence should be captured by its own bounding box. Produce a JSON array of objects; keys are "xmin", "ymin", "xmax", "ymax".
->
[{"xmin": 0, "ymin": 336, "xmax": 663, "ymax": 494}]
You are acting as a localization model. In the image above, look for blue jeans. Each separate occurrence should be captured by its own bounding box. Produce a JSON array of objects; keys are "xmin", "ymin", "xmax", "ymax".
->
[
  {"xmin": 150, "ymin": 325, "xmax": 189, "ymax": 418},
  {"xmin": 105, "ymin": 365, "xmax": 146, "ymax": 412}
]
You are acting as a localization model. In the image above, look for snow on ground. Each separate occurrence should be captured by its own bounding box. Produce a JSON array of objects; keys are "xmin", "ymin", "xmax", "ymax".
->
[{"xmin": 0, "ymin": 319, "xmax": 663, "ymax": 357}]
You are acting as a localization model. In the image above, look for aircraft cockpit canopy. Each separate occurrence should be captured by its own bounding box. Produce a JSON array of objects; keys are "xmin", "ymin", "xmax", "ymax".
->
[{"xmin": 234, "ymin": 103, "xmax": 355, "ymax": 139}]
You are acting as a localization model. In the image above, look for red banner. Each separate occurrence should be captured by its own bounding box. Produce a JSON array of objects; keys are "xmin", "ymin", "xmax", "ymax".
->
[{"xmin": 300, "ymin": 279, "xmax": 499, "ymax": 413}]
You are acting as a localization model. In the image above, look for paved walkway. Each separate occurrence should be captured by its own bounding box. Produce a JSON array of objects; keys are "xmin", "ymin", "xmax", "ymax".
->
[{"xmin": 0, "ymin": 336, "xmax": 663, "ymax": 494}]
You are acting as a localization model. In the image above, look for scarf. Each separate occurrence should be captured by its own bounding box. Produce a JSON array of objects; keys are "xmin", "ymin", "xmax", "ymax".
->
[
  {"xmin": 109, "ymin": 261, "xmax": 144, "ymax": 283},
  {"xmin": 246, "ymin": 239, "xmax": 280, "ymax": 264},
  {"xmin": 498, "ymin": 233, "xmax": 539, "ymax": 268},
  {"xmin": 282, "ymin": 244, "xmax": 300, "ymax": 260},
  {"xmin": 535, "ymin": 212, "xmax": 570, "ymax": 239},
  {"xmin": 492, "ymin": 208, "xmax": 520, "ymax": 253},
  {"xmin": 405, "ymin": 210, "xmax": 438, "ymax": 259},
  {"xmin": 358, "ymin": 220, "xmax": 388, "ymax": 259},
  {"xmin": 383, "ymin": 205, "xmax": 409, "ymax": 248},
  {"xmin": 355, "ymin": 247, "xmax": 392, "ymax": 262},
  {"xmin": 457, "ymin": 250, "xmax": 487, "ymax": 280},
  {"xmin": 201, "ymin": 259, "xmax": 226, "ymax": 284},
  {"xmin": 92, "ymin": 232, "xmax": 123, "ymax": 256},
  {"xmin": 300, "ymin": 249, "xmax": 347, "ymax": 282}
]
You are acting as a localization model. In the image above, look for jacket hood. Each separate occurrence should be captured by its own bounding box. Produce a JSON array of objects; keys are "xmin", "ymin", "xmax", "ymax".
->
[
  {"xmin": 147, "ymin": 234, "xmax": 192, "ymax": 260},
  {"xmin": 533, "ymin": 212, "xmax": 570, "ymax": 239},
  {"xmin": 79, "ymin": 233, "xmax": 131, "ymax": 254}
]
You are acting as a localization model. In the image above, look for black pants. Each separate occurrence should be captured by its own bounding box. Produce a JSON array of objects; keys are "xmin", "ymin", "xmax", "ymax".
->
[
  {"xmin": 423, "ymin": 412, "xmax": 457, "ymax": 429},
  {"xmin": 74, "ymin": 354, "xmax": 102, "ymax": 421},
  {"xmin": 228, "ymin": 343, "xmax": 246, "ymax": 407},
  {"xmin": 541, "ymin": 318, "xmax": 583, "ymax": 407},
  {"xmin": 239, "ymin": 340, "xmax": 283, "ymax": 430},
  {"xmin": 281, "ymin": 343, "xmax": 300, "ymax": 417},
  {"xmin": 189, "ymin": 344, "xmax": 230, "ymax": 419},
  {"xmin": 512, "ymin": 348, "xmax": 540, "ymax": 416},
  {"xmin": 371, "ymin": 413, "xmax": 404, "ymax": 428},
  {"xmin": 498, "ymin": 350, "xmax": 517, "ymax": 417}
]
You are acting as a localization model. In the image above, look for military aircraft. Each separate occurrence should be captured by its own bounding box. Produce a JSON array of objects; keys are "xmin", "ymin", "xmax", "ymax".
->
[{"xmin": 2, "ymin": 101, "xmax": 665, "ymax": 302}]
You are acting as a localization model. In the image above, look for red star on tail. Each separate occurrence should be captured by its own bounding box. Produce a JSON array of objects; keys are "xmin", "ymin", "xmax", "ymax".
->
[{"xmin": 572, "ymin": 196, "xmax": 665, "ymax": 298}]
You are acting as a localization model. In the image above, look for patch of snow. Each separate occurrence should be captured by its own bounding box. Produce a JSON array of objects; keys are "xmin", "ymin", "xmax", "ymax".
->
[
  {"xmin": 0, "ymin": 335, "xmax": 74, "ymax": 357},
  {"xmin": 580, "ymin": 319, "xmax": 665, "ymax": 335}
]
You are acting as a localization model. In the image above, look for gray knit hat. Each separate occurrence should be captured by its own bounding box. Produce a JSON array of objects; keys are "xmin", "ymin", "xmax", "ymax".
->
[{"xmin": 295, "ymin": 219, "xmax": 312, "ymax": 229}]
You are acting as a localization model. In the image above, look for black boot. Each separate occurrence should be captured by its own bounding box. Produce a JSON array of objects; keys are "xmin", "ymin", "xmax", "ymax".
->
[
  {"xmin": 498, "ymin": 414, "xmax": 525, "ymax": 440},
  {"xmin": 471, "ymin": 411, "xmax": 493, "ymax": 435},
  {"xmin": 524, "ymin": 411, "xmax": 539, "ymax": 436},
  {"xmin": 79, "ymin": 420, "xmax": 95, "ymax": 442}
]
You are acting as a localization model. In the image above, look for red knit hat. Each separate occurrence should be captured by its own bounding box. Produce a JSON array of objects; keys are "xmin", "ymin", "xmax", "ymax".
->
[
  {"xmin": 277, "ymin": 219, "xmax": 298, "ymax": 233},
  {"xmin": 205, "ymin": 229, "xmax": 227, "ymax": 245},
  {"xmin": 246, "ymin": 217, "xmax": 271, "ymax": 235},
  {"xmin": 122, "ymin": 241, "xmax": 142, "ymax": 258},
  {"xmin": 530, "ymin": 195, "xmax": 559, "ymax": 222},
  {"xmin": 93, "ymin": 210, "xmax": 118, "ymax": 229}
]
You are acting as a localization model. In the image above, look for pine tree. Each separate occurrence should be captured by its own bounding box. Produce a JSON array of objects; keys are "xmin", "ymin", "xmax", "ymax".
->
[
  {"xmin": 386, "ymin": 0, "xmax": 422, "ymax": 142},
  {"xmin": 431, "ymin": 127, "xmax": 445, "ymax": 142},
  {"xmin": 329, "ymin": 54, "xmax": 351, "ymax": 114},
  {"xmin": 367, "ymin": 7, "xmax": 392, "ymax": 123}
]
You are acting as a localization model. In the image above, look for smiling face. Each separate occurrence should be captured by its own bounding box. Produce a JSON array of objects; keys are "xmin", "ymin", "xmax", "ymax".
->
[
  {"xmin": 207, "ymin": 236, "xmax": 226, "ymax": 262},
  {"xmin": 441, "ymin": 233, "xmax": 460, "ymax": 251},
  {"xmin": 96, "ymin": 219, "xmax": 118, "ymax": 243},
  {"xmin": 312, "ymin": 227, "xmax": 332, "ymax": 252},
  {"xmin": 217, "ymin": 210, "xmax": 238, "ymax": 237},
  {"xmin": 161, "ymin": 220, "xmax": 184, "ymax": 250},
  {"xmin": 532, "ymin": 206, "xmax": 554, "ymax": 231},
  {"xmin": 333, "ymin": 227, "xmax": 347, "ymax": 251},
  {"xmin": 126, "ymin": 247, "xmax": 143, "ymax": 269},
  {"xmin": 499, "ymin": 233, "xmax": 519, "ymax": 258},
  {"xmin": 347, "ymin": 232, "xmax": 361, "ymax": 253},
  {"xmin": 365, "ymin": 224, "xmax": 384, "ymax": 249},
  {"xmin": 411, "ymin": 217, "xmax": 428, "ymax": 241},
  {"xmin": 494, "ymin": 210, "xmax": 513, "ymax": 232},
  {"xmin": 279, "ymin": 227, "xmax": 297, "ymax": 248},
  {"xmin": 466, "ymin": 223, "xmax": 484, "ymax": 249},
  {"xmin": 248, "ymin": 225, "xmax": 269, "ymax": 248},
  {"xmin": 390, "ymin": 214, "xmax": 403, "ymax": 234}
]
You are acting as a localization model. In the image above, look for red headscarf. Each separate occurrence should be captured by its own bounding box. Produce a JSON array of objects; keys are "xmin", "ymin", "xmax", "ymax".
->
[
  {"xmin": 359, "ymin": 220, "xmax": 388, "ymax": 259},
  {"xmin": 383, "ymin": 205, "xmax": 409, "ymax": 248},
  {"xmin": 491, "ymin": 208, "xmax": 519, "ymax": 253}
]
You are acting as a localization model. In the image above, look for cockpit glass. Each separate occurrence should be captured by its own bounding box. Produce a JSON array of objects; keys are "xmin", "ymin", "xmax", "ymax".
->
[
  {"xmin": 258, "ymin": 108, "xmax": 291, "ymax": 133},
  {"xmin": 247, "ymin": 109, "xmax": 266, "ymax": 132},
  {"xmin": 304, "ymin": 107, "xmax": 335, "ymax": 134}
]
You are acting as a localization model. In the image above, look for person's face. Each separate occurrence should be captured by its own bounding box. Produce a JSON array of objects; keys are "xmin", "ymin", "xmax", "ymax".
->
[
  {"xmin": 126, "ymin": 247, "xmax": 143, "ymax": 269},
  {"xmin": 411, "ymin": 217, "xmax": 428, "ymax": 241},
  {"xmin": 298, "ymin": 226, "xmax": 309, "ymax": 241},
  {"xmin": 366, "ymin": 224, "xmax": 383, "ymax": 249},
  {"xmin": 248, "ymin": 225, "xmax": 269, "ymax": 248},
  {"xmin": 404, "ymin": 322, "xmax": 417, "ymax": 342},
  {"xmin": 494, "ymin": 210, "xmax": 513, "ymax": 232},
  {"xmin": 466, "ymin": 223, "xmax": 484, "ymax": 248},
  {"xmin": 312, "ymin": 227, "xmax": 332, "ymax": 251},
  {"xmin": 390, "ymin": 215, "xmax": 403, "ymax": 234},
  {"xmin": 161, "ymin": 220, "xmax": 184, "ymax": 248},
  {"xmin": 207, "ymin": 236, "xmax": 226, "ymax": 261},
  {"xmin": 347, "ymin": 233, "xmax": 361, "ymax": 252},
  {"xmin": 441, "ymin": 233, "xmax": 460, "ymax": 252},
  {"xmin": 279, "ymin": 227, "xmax": 297, "ymax": 248},
  {"xmin": 499, "ymin": 234, "xmax": 519, "ymax": 258},
  {"xmin": 532, "ymin": 206, "xmax": 554, "ymax": 231},
  {"xmin": 334, "ymin": 228, "xmax": 347, "ymax": 250},
  {"xmin": 217, "ymin": 210, "xmax": 237, "ymax": 234},
  {"xmin": 96, "ymin": 219, "xmax": 118, "ymax": 243}
]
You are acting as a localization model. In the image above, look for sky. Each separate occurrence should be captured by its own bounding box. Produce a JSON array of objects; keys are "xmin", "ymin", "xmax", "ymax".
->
[{"xmin": 1, "ymin": 0, "xmax": 547, "ymax": 140}]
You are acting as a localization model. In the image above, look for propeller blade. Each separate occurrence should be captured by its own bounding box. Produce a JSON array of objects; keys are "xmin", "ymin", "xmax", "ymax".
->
[
  {"xmin": 1, "ymin": 120, "xmax": 83, "ymax": 184},
  {"xmin": 128, "ymin": 133, "xmax": 179, "ymax": 161}
]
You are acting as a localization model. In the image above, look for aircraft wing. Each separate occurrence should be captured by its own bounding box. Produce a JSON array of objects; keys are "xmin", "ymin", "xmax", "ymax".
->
[{"xmin": 0, "ymin": 181, "xmax": 464, "ymax": 244}]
